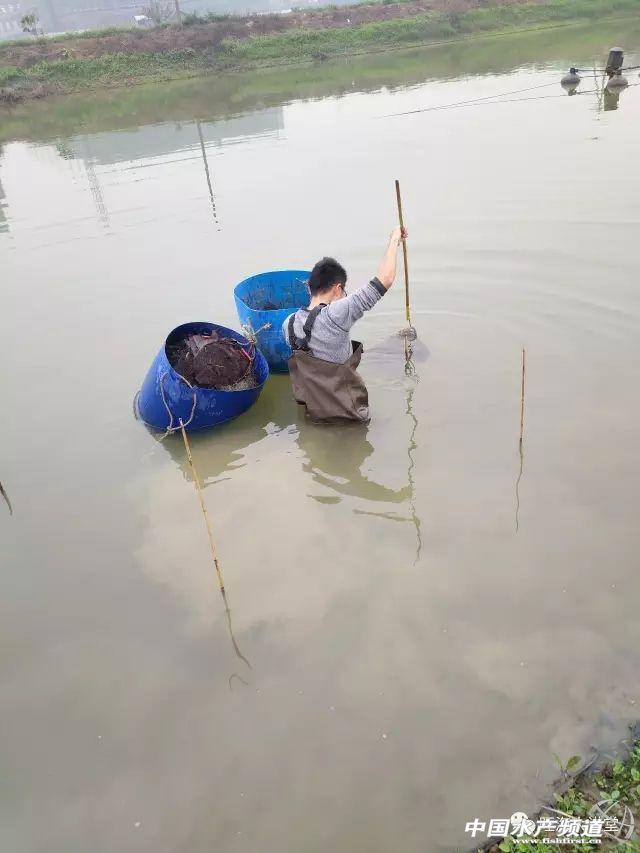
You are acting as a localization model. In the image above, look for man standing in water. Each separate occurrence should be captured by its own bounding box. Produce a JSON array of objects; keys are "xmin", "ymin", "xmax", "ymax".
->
[{"xmin": 283, "ymin": 227, "xmax": 407, "ymax": 422}]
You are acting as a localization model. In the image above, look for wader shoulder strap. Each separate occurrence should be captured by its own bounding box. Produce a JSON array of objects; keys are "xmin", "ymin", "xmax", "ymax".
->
[
  {"xmin": 289, "ymin": 304, "xmax": 326, "ymax": 352},
  {"xmin": 287, "ymin": 313, "xmax": 298, "ymax": 350}
]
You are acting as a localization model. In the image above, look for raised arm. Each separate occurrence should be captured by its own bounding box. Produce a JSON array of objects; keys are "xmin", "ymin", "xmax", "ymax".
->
[
  {"xmin": 376, "ymin": 226, "xmax": 407, "ymax": 289},
  {"xmin": 325, "ymin": 227, "xmax": 409, "ymax": 331}
]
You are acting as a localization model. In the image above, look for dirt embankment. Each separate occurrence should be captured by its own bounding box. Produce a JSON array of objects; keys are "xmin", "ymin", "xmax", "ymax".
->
[{"xmin": 0, "ymin": 0, "xmax": 540, "ymax": 69}]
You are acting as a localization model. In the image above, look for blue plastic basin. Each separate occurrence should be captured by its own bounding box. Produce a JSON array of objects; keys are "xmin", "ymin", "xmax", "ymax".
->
[
  {"xmin": 136, "ymin": 321, "xmax": 269, "ymax": 432},
  {"xmin": 234, "ymin": 270, "xmax": 310, "ymax": 373}
]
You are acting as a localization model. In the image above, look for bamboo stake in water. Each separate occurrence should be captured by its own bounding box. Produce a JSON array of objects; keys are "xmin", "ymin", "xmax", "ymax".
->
[
  {"xmin": 519, "ymin": 348, "xmax": 526, "ymax": 449},
  {"xmin": 179, "ymin": 419, "xmax": 226, "ymax": 595},
  {"xmin": 395, "ymin": 179, "xmax": 411, "ymax": 326},
  {"xmin": 177, "ymin": 421, "xmax": 250, "ymax": 670},
  {"xmin": 516, "ymin": 348, "xmax": 526, "ymax": 532}
]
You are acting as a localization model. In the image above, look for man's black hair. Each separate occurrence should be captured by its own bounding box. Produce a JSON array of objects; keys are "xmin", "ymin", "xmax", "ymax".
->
[{"xmin": 308, "ymin": 257, "xmax": 347, "ymax": 296}]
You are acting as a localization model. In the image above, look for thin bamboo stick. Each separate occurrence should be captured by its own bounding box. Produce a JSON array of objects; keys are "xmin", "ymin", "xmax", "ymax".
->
[
  {"xmin": 519, "ymin": 348, "xmax": 526, "ymax": 449},
  {"xmin": 395, "ymin": 179, "xmax": 411, "ymax": 325},
  {"xmin": 179, "ymin": 419, "xmax": 226, "ymax": 595}
]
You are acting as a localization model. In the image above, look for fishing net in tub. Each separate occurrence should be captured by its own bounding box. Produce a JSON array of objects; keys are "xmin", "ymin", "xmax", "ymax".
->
[{"xmin": 166, "ymin": 331, "xmax": 260, "ymax": 391}]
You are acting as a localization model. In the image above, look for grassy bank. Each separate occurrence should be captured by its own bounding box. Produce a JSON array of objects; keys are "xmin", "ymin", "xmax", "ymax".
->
[
  {"xmin": 4, "ymin": 16, "xmax": 638, "ymax": 145},
  {"xmin": 482, "ymin": 732, "xmax": 640, "ymax": 852},
  {"xmin": 1, "ymin": 0, "xmax": 638, "ymax": 103},
  {"xmin": 1, "ymin": 50, "xmax": 200, "ymax": 99},
  {"xmin": 215, "ymin": 0, "xmax": 639, "ymax": 64}
]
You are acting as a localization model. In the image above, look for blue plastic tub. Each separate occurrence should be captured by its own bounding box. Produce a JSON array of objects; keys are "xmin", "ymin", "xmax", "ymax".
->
[
  {"xmin": 135, "ymin": 322, "xmax": 269, "ymax": 432},
  {"xmin": 234, "ymin": 270, "xmax": 310, "ymax": 373}
]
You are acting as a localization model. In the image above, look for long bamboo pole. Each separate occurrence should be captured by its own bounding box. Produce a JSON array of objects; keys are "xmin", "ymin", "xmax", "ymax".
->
[
  {"xmin": 519, "ymin": 348, "xmax": 526, "ymax": 449},
  {"xmin": 177, "ymin": 420, "xmax": 251, "ymax": 669},
  {"xmin": 179, "ymin": 419, "xmax": 226, "ymax": 595},
  {"xmin": 395, "ymin": 179, "xmax": 411, "ymax": 326}
]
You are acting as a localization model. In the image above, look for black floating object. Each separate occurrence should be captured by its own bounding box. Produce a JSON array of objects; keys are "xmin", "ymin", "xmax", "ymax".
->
[
  {"xmin": 606, "ymin": 47, "xmax": 624, "ymax": 75},
  {"xmin": 606, "ymin": 70, "xmax": 629, "ymax": 89},
  {"xmin": 561, "ymin": 68, "xmax": 581, "ymax": 88}
]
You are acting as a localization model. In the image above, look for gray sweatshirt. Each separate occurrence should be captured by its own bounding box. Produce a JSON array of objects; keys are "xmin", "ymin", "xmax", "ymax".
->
[{"xmin": 283, "ymin": 277, "xmax": 386, "ymax": 364}]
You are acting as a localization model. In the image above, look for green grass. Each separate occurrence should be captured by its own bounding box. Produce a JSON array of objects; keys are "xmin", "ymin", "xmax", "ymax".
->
[
  {"xmin": 0, "ymin": 65, "xmax": 24, "ymax": 85},
  {"xmin": 496, "ymin": 740, "xmax": 640, "ymax": 852},
  {"xmin": 1, "ymin": 0, "xmax": 640, "ymax": 100},
  {"xmin": 216, "ymin": 16, "xmax": 459, "ymax": 62},
  {"xmin": 182, "ymin": 11, "xmax": 231, "ymax": 24},
  {"xmin": 4, "ymin": 16, "xmax": 637, "ymax": 144},
  {"xmin": 215, "ymin": 0, "xmax": 640, "ymax": 64},
  {"xmin": 1, "ymin": 50, "xmax": 207, "ymax": 95},
  {"xmin": 25, "ymin": 49, "xmax": 203, "ymax": 83},
  {"xmin": 0, "ymin": 24, "xmax": 144, "ymax": 49}
]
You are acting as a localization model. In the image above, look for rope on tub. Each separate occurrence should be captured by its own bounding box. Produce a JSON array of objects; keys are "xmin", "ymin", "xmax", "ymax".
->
[
  {"xmin": 240, "ymin": 321, "xmax": 272, "ymax": 344},
  {"xmin": 157, "ymin": 369, "xmax": 198, "ymax": 441}
]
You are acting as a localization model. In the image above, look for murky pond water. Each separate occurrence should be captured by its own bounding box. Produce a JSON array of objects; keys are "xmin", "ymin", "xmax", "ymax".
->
[{"xmin": 2, "ymin": 19, "xmax": 640, "ymax": 853}]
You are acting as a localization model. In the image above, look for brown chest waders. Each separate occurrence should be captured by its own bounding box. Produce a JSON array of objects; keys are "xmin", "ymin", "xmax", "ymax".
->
[{"xmin": 287, "ymin": 306, "xmax": 370, "ymax": 423}]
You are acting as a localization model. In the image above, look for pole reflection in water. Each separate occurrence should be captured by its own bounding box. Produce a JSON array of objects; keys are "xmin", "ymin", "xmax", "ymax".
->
[
  {"xmin": 515, "ymin": 437, "xmax": 524, "ymax": 533},
  {"xmin": 295, "ymin": 334, "xmax": 425, "ymax": 566},
  {"xmin": 295, "ymin": 419, "xmax": 411, "ymax": 506},
  {"xmin": 515, "ymin": 347, "xmax": 526, "ymax": 533},
  {"xmin": 221, "ymin": 585, "xmax": 252, "ymax": 676},
  {"xmin": 195, "ymin": 120, "xmax": 220, "ymax": 230},
  {"xmin": 78, "ymin": 135, "xmax": 110, "ymax": 229},
  {"xmin": 0, "ymin": 479, "xmax": 12, "ymax": 515},
  {"xmin": 603, "ymin": 87, "xmax": 621, "ymax": 112},
  {"xmin": 159, "ymin": 427, "xmax": 253, "ymax": 679},
  {"xmin": 404, "ymin": 368, "xmax": 422, "ymax": 565},
  {"xmin": 152, "ymin": 385, "xmax": 300, "ymax": 679}
]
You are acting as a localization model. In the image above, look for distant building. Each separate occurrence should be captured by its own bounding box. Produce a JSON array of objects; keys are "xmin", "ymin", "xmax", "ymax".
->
[
  {"xmin": 0, "ymin": 1, "xmax": 25, "ymax": 40},
  {"xmin": 27, "ymin": 0, "xmax": 142, "ymax": 35},
  {"xmin": 0, "ymin": 0, "xmax": 354, "ymax": 38}
]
